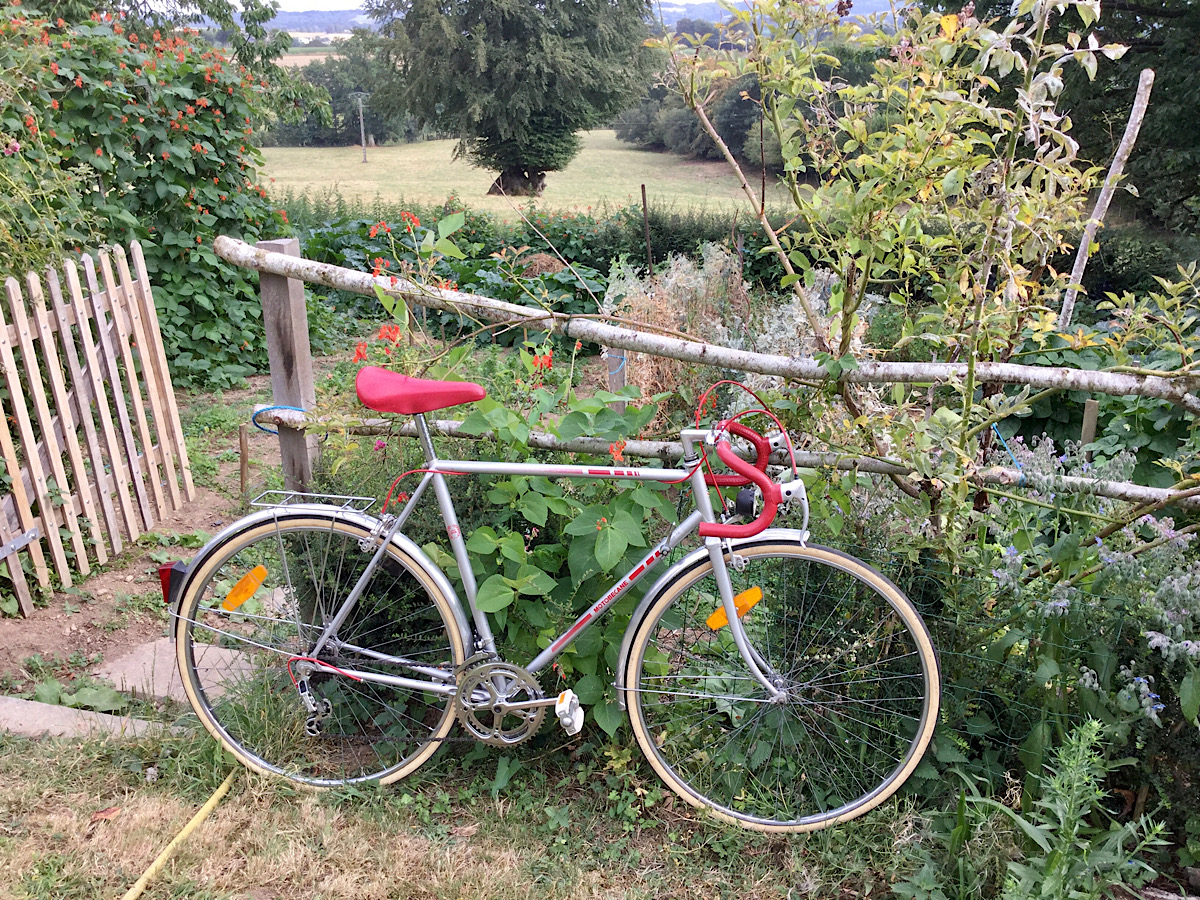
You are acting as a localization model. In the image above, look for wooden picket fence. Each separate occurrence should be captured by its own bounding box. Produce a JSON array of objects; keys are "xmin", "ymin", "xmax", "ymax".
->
[{"xmin": 0, "ymin": 242, "xmax": 194, "ymax": 616}]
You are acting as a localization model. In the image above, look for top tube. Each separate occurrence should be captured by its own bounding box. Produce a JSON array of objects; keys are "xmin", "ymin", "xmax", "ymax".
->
[{"xmin": 425, "ymin": 458, "xmax": 692, "ymax": 484}]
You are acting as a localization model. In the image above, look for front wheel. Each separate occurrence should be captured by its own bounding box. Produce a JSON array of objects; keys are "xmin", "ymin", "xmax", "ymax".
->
[
  {"xmin": 625, "ymin": 540, "xmax": 939, "ymax": 832},
  {"xmin": 175, "ymin": 511, "xmax": 467, "ymax": 787}
]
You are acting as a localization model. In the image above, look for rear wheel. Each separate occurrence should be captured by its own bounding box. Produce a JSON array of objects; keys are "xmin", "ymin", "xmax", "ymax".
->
[
  {"xmin": 625, "ymin": 540, "xmax": 939, "ymax": 832},
  {"xmin": 175, "ymin": 511, "xmax": 466, "ymax": 787}
]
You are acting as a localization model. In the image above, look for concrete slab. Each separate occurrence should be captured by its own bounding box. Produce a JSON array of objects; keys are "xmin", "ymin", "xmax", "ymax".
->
[
  {"xmin": 94, "ymin": 637, "xmax": 187, "ymax": 703},
  {"xmin": 0, "ymin": 694, "xmax": 161, "ymax": 739}
]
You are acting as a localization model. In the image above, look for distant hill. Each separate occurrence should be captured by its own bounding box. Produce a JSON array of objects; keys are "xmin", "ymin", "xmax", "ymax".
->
[
  {"xmin": 263, "ymin": 2, "xmax": 894, "ymax": 35},
  {"xmin": 266, "ymin": 9, "xmax": 372, "ymax": 33},
  {"xmin": 658, "ymin": 0, "xmax": 895, "ymax": 28}
]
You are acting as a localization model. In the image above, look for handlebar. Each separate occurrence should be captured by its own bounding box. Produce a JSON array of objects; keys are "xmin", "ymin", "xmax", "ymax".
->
[
  {"xmin": 697, "ymin": 422, "xmax": 783, "ymax": 539},
  {"xmin": 703, "ymin": 422, "xmax": 770, "ymax": 487}
]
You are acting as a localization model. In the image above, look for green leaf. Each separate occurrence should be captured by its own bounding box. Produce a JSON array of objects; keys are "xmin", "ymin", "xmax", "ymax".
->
[
  {"xmin": 517, "ymin": 492, "xmax": 548, "ymax": 526},
  {"xmin": 594, "ymin": 525, "xmax": 627, "ymax": 572},
  {"xmin": 489, "ymin": 755, "xmax": 520, "ymax": 798},
  {"xmin": 592, "ymin": 698, "xmax": 624, "ymax": 736},
  {"xmin": 63, "ymin": 685, "xmax": 128, "ymax": 713},
  {"xmin": 511, "ymin": 564, "xmax": 556, "ymax": 595},
  {"xmin": 33, "ymin": 679, "xmax": 64, "ymax": 706},
  {"xmin": 475, "ymin": 575, "xmax": 516, "ymax": 612},
  {"xmin": 1181, "ymin": 670, "xmax": 1200, "ymax": 723},
  {"xmin": 555, "ymin": 411, "xmax": 592, "ymax": 442},
  {"xmin": 1033, "ymin": 656, "xmax": 1061, "ymax": 684},
  {"xmin": 465, "ymin": 526, "xmax": 500, "ymax": 553},
  {"xmin": 437, "ymin": 211, "xmax": 466, "ymax": 239},
  {"xmin": 574, "ymin": 673, "xmax": 604, "ymax": 705},
  {"xmin": 432, "ymin": 236, "xmax": 465, "ymax": 260}
]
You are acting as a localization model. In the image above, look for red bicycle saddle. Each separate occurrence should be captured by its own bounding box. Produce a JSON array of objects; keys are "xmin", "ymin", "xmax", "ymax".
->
[{"xmin": 356, "ymin": 366, "xmax": 487, "ymax": 415}]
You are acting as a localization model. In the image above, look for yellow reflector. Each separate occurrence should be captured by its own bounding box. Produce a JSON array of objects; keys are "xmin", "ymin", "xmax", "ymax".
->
[
  {"xmin": 705, "ymin": 586, "xmax": 763, "ymax": 630},
  {"xmin": 222, "ymin": 565, "xmax": 268, "ymax": 611}
]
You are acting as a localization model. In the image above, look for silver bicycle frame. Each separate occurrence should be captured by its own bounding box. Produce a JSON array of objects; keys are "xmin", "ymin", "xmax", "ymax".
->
[{"xmin": 296, "ymin": 414, "xmax": 785, "ymax": 699}]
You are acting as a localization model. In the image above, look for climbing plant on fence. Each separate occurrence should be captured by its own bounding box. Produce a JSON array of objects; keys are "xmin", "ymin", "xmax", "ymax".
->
[{"xmin": 0, "ymin": 3, "xmax": 302, "ymax": 385}]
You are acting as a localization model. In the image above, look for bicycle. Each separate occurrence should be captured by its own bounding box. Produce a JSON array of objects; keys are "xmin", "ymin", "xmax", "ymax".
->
[{"xmin": 169, "ymin": 366, "xmax": 940, "ymax": 833}]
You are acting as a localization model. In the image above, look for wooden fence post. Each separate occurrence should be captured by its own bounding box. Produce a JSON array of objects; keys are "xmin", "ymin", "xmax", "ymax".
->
[
  {"xmin": 257, "ymin": 238, "xmax": 317, "ymax": 492},
  {"xmin": 606, "ymin": 347, "xmax": 627, "ymax": 415},
  {"xmin": 1080, "ymin": 398, "xmax": 1100, "ymax": 463}
]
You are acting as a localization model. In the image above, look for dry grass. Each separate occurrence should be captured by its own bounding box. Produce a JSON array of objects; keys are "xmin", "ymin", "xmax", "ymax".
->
[
  {"xmin": 261, "ymin": 131, "xmax": 789, "ymax": 220},
  {"xmin": 0, "ymin": 732, "xmax": 827, "ymax": 900},
  {"xmin": 602, "ymin": 245, "xmax": 752, "ymax": 427}
]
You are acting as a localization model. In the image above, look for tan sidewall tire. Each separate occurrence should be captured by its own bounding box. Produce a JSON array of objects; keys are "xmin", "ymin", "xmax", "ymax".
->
[
  {"xmin": 174, "ymin": 515, "xmax": 466, "ymax": 787},
  {"xmin": 624, "ymin": 541, "xmax": 940, "ymax": 833}
]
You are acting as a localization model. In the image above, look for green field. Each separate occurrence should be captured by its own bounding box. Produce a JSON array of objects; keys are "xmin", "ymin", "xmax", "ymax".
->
[{"xmin": 261, "ymin": 130, "xmax": 788, "ymax": 218}]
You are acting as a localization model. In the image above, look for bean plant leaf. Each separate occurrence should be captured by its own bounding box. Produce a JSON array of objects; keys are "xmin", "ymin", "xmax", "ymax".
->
[
  {"xmin": 573, "ymin": 673, "xmax": 605, "ymax": 705},
  {"xmin": 592, "ymin": 697, "xmax": 624, "ymax": 737},
  {"xmin": 475, "ymin": 574, "xmax": 516, "ymax": 612},
  {"xmin": 594, "ymin": 525, "xmax": 627, "ymax": 572}
]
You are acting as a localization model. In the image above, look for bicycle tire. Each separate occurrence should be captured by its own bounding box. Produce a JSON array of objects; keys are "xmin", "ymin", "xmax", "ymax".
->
[
  {"xmin": 625, "ymin": 539, "xmax": 939, "ymax": 832},
  {"xmin": 175, "ymin": 510, "xmax": 467, "ymax": 787}
]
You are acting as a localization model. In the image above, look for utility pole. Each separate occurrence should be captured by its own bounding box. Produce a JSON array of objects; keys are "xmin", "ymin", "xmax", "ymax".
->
[{"xmin": 349, "ymin": 91, "xmax": 369, "ymax": 163}]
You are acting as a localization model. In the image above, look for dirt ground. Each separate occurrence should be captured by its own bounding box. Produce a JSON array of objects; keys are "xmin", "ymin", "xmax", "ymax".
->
[{"xmin": 0, "ymin": 377, "xmax": 280, "ymax": 689}]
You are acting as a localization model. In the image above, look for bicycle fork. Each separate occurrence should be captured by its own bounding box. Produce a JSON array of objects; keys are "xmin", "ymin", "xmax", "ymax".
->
[{"xmin": 682, "ymin": 431, "xmax": 787, "ymax": 703}]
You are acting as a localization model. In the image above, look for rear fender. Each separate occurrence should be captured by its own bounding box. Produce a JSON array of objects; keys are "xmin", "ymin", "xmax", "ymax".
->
[{"xmin": 170, "ymin": 505, "xmax": 473, "ymax": 652}]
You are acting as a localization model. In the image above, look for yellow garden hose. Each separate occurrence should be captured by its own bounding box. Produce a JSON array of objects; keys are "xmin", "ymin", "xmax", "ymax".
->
[{"xmin": 119, "ymin": 769, "xmax": 238, "ymax": 900}]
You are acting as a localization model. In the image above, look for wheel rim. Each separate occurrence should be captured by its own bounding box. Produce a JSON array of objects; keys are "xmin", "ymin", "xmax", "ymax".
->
[
  {"xmin": 179, "ymin": 519, "xmax": 462, "ymax": 786},
  {"xmin": 629, "ymin": 544, "xmax": 937, "ymax": 830}
]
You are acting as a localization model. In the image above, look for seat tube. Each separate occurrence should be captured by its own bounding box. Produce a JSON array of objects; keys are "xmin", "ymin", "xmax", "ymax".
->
[{"xmin": 415, "ymin": 415, "xmax": 496, "ymax": 654}]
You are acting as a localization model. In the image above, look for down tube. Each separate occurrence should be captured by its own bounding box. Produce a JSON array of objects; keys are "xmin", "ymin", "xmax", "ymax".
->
[{"xmin": 526, "ymin": 511, "xmax": 703, "ymax": 675}]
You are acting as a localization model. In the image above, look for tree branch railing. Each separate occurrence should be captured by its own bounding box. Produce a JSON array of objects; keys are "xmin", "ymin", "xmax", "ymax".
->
[
  {"xmin": 219, "ymin": 234, "xmax": 1200, "ymax": 511},
  {"xmin": 253, "ymin": 407, "xmax": 1200, "ymax": 512},
  {"xmin": 215, "ymin": 236, "xmax": 1200, "ymax": 415}
]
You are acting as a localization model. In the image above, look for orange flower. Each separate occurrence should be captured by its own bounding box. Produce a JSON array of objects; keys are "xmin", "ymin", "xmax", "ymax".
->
[
  {"xmin": 377, "ymin": 324, "xmax": 403, "ymax": 343},
  {"xmin": 352, "ymin": 342, "xmax": 368, "ymax": 362},
  {"xmin": 74, "ymin": 75, "xmax": 82, "ymax": 87},
  {"xmin": 609, "ymin": 440, "xmax": 626, "ymax": 464}
]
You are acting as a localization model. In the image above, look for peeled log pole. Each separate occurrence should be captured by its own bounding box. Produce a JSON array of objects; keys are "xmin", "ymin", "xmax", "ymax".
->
[
  {"xmin": 256, "ymin": 407, "xmax": 1200, "ymax": 511},
  {"xmin": 215, "ymin": 236, "xmax": 1200, "ymax": 415}
]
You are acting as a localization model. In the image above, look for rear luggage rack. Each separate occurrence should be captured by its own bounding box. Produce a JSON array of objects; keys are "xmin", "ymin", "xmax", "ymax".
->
[{"xmin": 251, "ymin": 491, "xmax": 377, "ymax": 512}]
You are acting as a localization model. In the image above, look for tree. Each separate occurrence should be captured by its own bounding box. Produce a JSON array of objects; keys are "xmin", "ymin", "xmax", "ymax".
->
[
  {"xmin": 932, "ymin": 0, "xmax": 1200, "ymax": 231},
  {"xmin": 266, "ymin": 31, "xmax": 412, "ymax": 147},
  {"xmin": 366, "ymin": 0, "xmax": 652, "ymax": 195}
]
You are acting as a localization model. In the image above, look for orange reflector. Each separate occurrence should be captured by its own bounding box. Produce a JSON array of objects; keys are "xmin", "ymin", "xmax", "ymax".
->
[
  {"xmin": 222, "ymin": 565, "xmax": 268, "ymax": 611},
  {"xmin": 705, "ymin": 586, "xmax": 763, "ymax": 630}
]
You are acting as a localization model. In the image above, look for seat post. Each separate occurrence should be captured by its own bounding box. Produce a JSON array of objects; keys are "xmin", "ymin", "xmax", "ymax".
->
[{"xmin": 413, "ymin": 413, "xmax": 439, "ymax": 464}]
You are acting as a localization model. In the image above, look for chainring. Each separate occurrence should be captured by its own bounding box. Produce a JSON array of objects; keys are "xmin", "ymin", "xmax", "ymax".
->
[{"xmin": 455, "ymin": 661, "xmax": 546, "ymax": 747}]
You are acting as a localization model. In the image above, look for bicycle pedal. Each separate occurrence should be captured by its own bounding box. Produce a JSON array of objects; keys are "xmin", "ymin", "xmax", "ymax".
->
[{"xmin": 555, "ymin": 690, "xmax": 584, "ymax": 736}]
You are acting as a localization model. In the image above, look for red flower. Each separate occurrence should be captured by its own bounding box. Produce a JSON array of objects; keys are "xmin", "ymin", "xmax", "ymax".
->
[
  {"xmin": 49, "ymin": 61, "xmax": 57, "ymax": 74},
  {"xmin": 74, "ymin": 75, "xmax": 82, "ymax": 87},
  {"xmin": 352, "ymin": 342, "xmax": 368, "ymax": 362},
  {"xmin": 377, "ymin": 324, "xmax": 403, "ymax": 343},
  {"xmin": 609, "ymin": 440, "xmax": 627, "ymax": 463},
  {"xmin": 400, "ymin": 210, "xmax": 420, "ymax": 228},
  {"xmin": 95, "ymin": 146, "xmax": 102, "ymax": 156}
]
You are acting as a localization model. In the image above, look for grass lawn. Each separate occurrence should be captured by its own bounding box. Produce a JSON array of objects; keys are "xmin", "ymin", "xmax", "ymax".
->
[
  {"xmin": 261, "ymin": 130, "xmax": 790, "ymax": 219},
  {"xmin": 0, "ymin": 730, "xmax": 930, "ymax": 899}
]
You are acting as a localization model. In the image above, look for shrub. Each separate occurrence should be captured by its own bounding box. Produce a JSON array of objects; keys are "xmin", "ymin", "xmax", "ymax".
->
[{"xmin": 0, "ymin": 4, "xmax": 289, "ymax": 386}]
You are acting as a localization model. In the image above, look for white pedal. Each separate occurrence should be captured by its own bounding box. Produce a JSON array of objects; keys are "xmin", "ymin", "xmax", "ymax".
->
[{"xmin": 555, "ymin": 690, "xmax": 584, "ymax": 736}]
